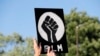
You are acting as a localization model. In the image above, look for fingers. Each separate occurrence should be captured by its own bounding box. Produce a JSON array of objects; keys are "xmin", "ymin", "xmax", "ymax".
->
[
  {"xmin": 44, "ymin": 16, "xmax": 58, "ymax": 30},
  {"xmin": 33, "ymin": 39, "xmax": 42, "ymax": 56},
  {"xmin": 51, "ymin": 51, "xmax": 56, "ymax": 56},
  {"xmin": 47, "ymin": 46, "xmax": 56, "ymax": 56},
  {"xmin": 33, "ymin": 39, "xmax": 38, "ymax": 48},
  {"xmin": 33, "ymin": 39, "xmax": 42, "ymax": 50},
  {"xmin": 45, "ymin": 16, "xmax": 50, "ymax": 22},
  {"xmin": 39, "ymin": 43, "xmax": 42, "ymax": 51},
  {"xmin": 53, "ymin": 24, "xmax": 58, "ymax": 30},
  {"xmin": 47, "ymin": 46, "xmax": 50, "ymax": 53}
]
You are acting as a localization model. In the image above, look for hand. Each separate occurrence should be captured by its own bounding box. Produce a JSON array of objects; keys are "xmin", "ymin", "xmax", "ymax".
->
[
  {"xmin": 46, "ymin": 47, "xmax": 56, "ymax": 56},
  {"xmin": 42, "ymin": 16, "xmax": 58, "ymax": 43},
  {"xmin": 33, "ymin": 39, "xmax": 41, "ymax": 56}
]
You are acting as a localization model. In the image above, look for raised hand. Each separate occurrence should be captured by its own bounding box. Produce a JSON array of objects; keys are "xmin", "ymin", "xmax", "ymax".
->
[
  {"xmin": 46, "ymin": 46, "xmax": 56, "ymax": 56},
  {"xmin": 42, "ymin": 16, "xmax": 58, "ymax": 43},
  {"xmin": 33, "ymin": 39, "xmax": 41, "ymax": 56}
]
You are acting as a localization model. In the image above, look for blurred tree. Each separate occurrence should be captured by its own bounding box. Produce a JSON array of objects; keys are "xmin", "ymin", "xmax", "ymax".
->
[
  {"xmin": 65, "ymin": 8, "xmax": 100, "ymax": 56},
  {"xmin": 0, "ymin": 33, "xmax": 34, "ymax": 56}
]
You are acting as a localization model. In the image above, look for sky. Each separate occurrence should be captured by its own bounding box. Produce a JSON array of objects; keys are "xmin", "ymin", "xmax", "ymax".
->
[{"xmin": 0, "ymin": 0, "xmax": 100, "ymax": 38}]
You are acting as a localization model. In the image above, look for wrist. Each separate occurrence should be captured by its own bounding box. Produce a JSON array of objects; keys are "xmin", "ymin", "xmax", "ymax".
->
[{"xmin": 34, "ymin": 54, "xmax": 40, "ymax": 56}]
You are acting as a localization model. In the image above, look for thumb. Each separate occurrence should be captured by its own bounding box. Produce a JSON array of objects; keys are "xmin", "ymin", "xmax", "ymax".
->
[
  {"xmin": 47, "ymin": 46, "xmax": 50, "ymax": 53},
  {"xmin": 33, "ymin": 39, "xmax": 38, "ymax": 48}
]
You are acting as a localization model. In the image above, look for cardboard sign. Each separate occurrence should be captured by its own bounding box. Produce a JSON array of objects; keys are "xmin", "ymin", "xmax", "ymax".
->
[{"xmin": 34, "ymin": 8, "xmax": 68, "ymax": 53}]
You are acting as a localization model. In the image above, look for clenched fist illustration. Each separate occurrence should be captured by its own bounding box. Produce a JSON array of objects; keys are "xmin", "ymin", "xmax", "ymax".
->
[{"xmin": 42, "ymin": 16, "xmax": 59, "ymax": 43}]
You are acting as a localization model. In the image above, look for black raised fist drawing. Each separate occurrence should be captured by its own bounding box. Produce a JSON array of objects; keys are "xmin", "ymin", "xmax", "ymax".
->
[{"xmin": 42, "ymin": 16, "xmax": 59, "ymax": 43}]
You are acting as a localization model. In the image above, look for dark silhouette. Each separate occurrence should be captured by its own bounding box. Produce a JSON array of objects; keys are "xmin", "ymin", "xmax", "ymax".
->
[{"xmin": 42, "ymin": 16, "xmax": 58, "ymax": 43}]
